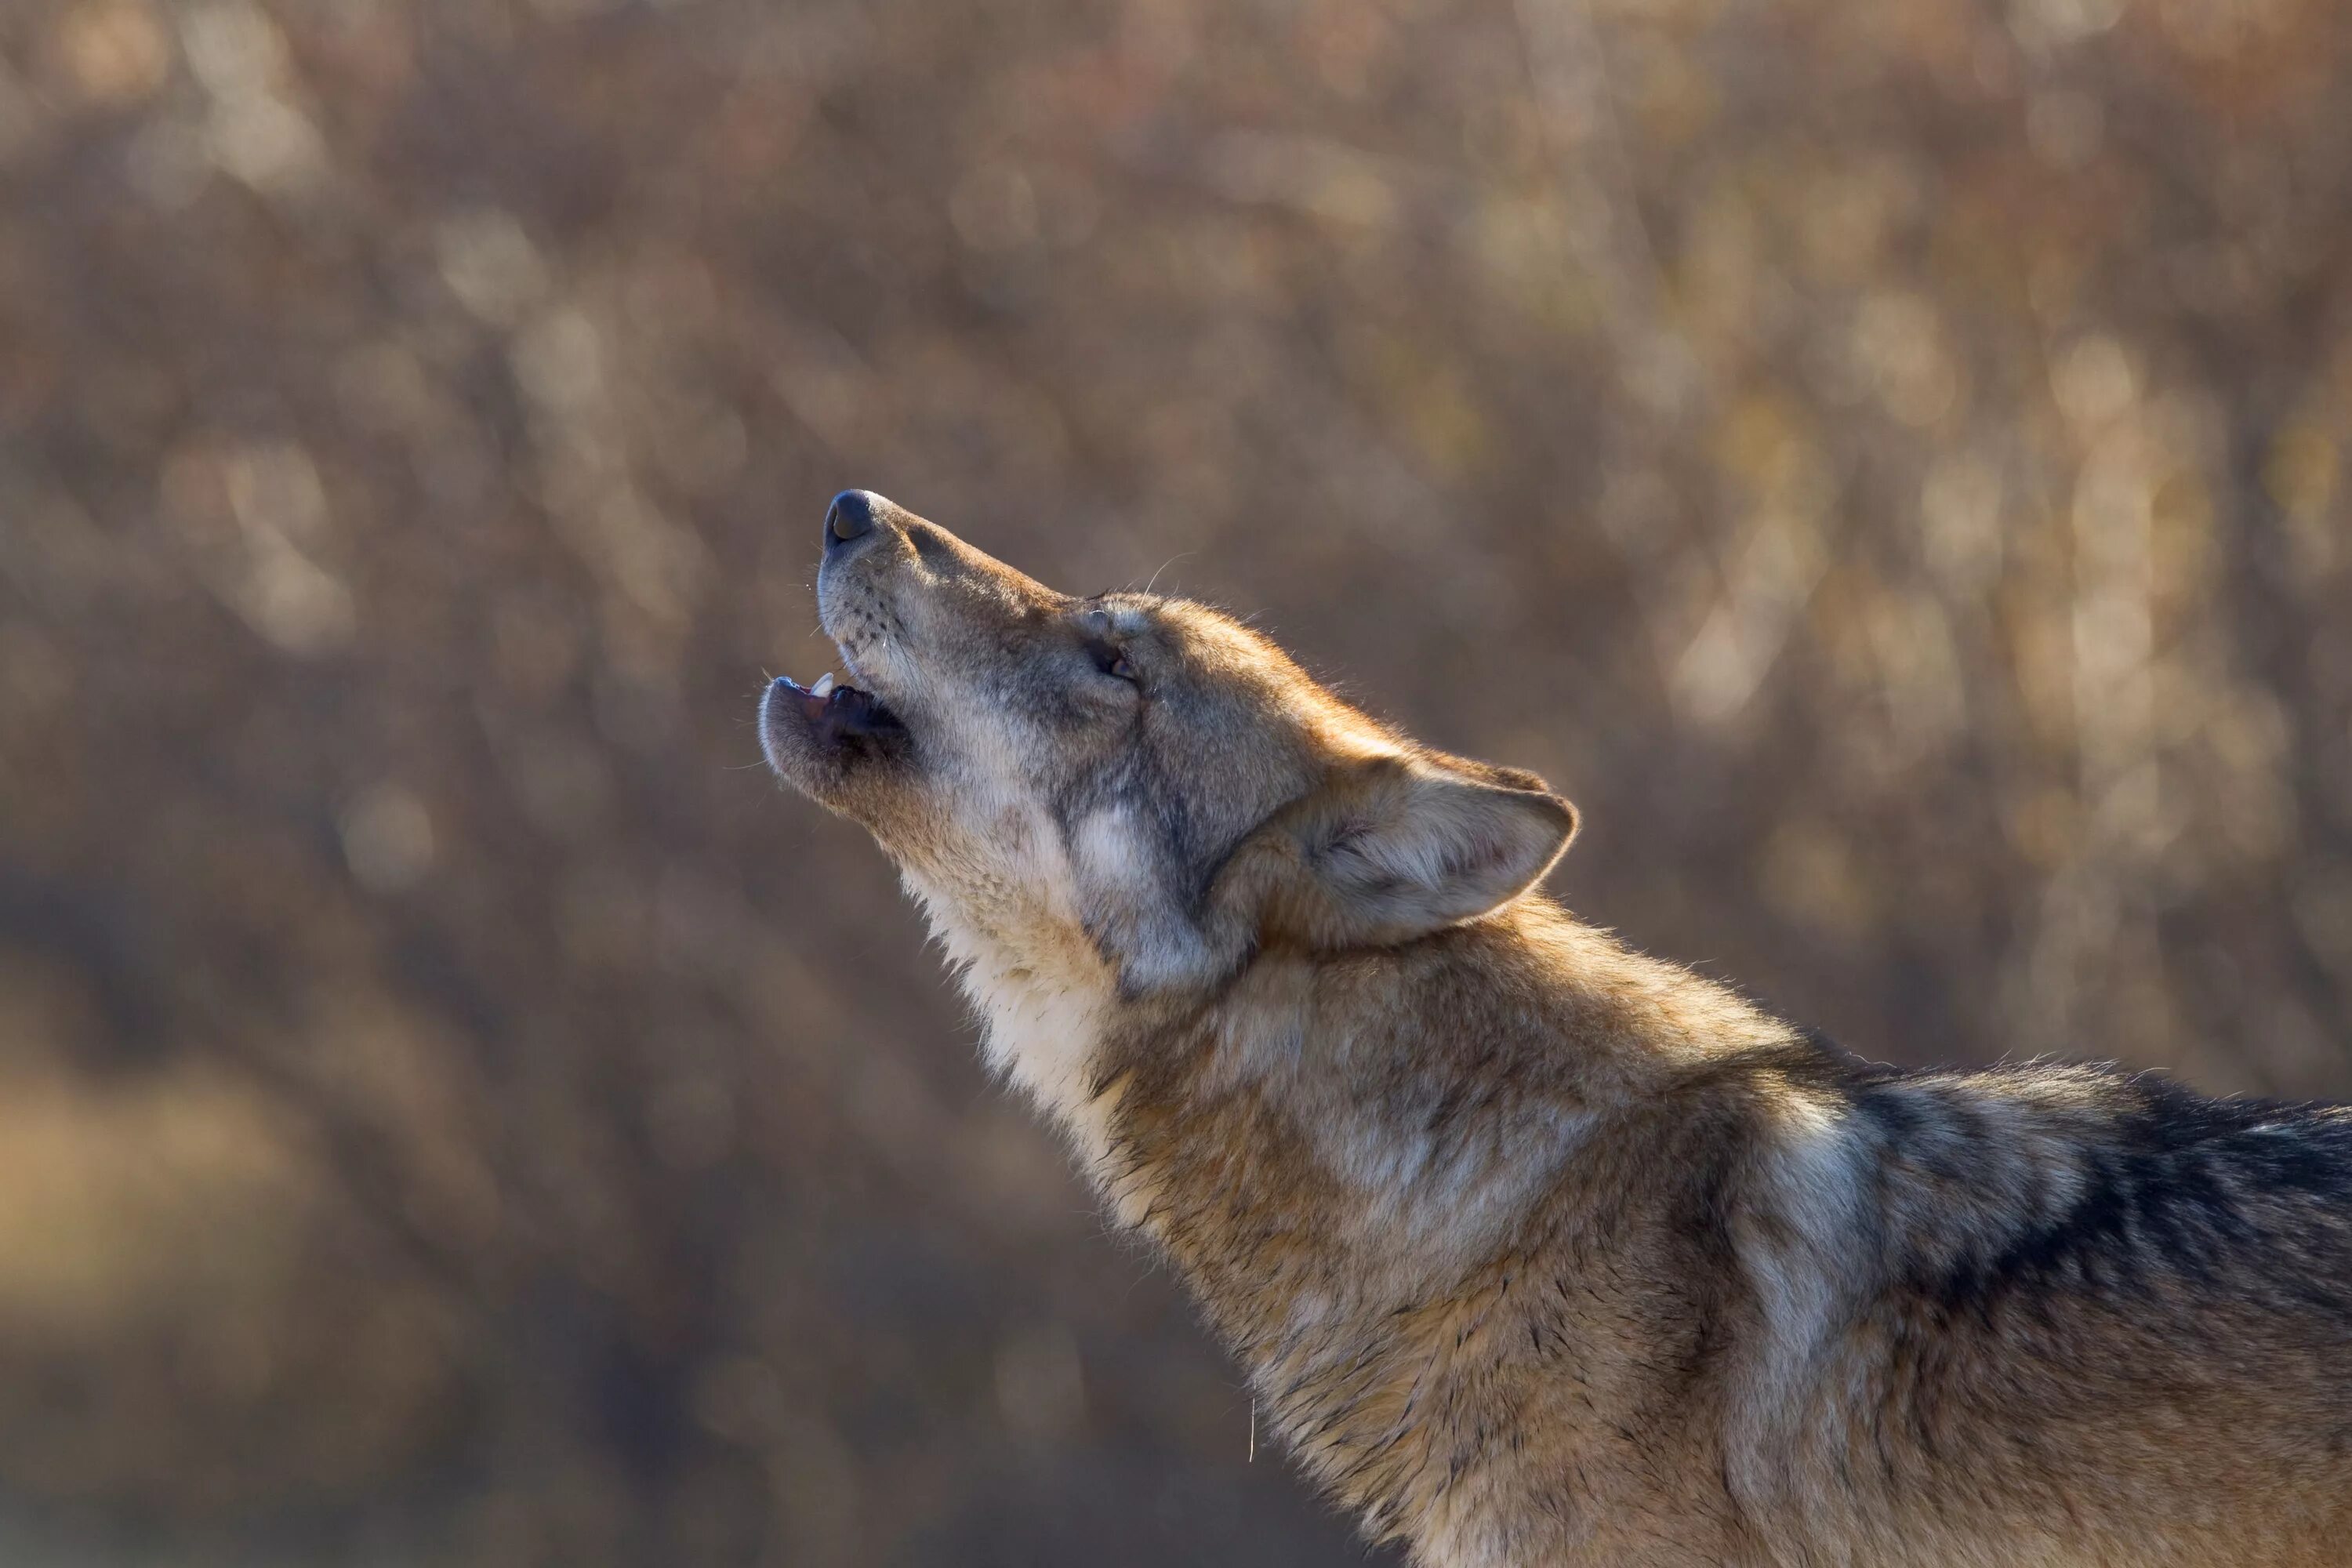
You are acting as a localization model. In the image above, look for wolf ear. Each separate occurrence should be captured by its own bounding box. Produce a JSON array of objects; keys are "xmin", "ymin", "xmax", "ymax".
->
[{"xmin": 1210, "ymin": 754, "xmax": 1578, "ymax": 952}]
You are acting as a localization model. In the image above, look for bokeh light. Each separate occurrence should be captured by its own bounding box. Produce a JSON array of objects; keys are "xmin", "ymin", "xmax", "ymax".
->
[{"xmin": 1, "ymin": 0, "xmax": 2347, "ymax": 1562}]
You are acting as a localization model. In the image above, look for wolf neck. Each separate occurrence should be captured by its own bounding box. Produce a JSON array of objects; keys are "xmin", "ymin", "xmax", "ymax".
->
[
  {"xmin": 902, "ymin": 869, "xmax": 1130, "ymax": 1165},
  {"xmin": 924, "ymin": 883, "xmax": 1782, "ymax": 1247},
  {"xmin": 1081, "ymin": 906, "xmax": 1749, "ymax": 1268}
]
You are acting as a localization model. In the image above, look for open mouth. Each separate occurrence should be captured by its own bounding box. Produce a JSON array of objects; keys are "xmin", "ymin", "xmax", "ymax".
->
[{"xmin": 771, "ymin": 669, "xmax": 908, "ymax": 753}]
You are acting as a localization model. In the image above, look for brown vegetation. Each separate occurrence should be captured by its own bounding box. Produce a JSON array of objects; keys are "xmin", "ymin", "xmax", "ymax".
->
[{"xmin": 0, "ymin": 0, "xmax": 2346, "ymax": 1561}]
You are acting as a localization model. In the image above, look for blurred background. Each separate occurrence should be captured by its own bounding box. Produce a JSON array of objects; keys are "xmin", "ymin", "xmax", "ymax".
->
[{"xmin": 1, "ymin": 0, "xmax": 2348, "ymax": 1561}]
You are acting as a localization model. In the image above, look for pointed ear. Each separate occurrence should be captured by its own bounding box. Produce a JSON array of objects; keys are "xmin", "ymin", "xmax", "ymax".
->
[{"xmin": 1209, "ymin": 755, "xmax": 1579, "ymax": 952}]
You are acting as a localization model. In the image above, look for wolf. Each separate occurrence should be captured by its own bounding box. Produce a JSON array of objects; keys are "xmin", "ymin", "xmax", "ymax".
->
[{"xmin": 760, "ymin": 489, "xmax": 2352, "ymax": 1567}]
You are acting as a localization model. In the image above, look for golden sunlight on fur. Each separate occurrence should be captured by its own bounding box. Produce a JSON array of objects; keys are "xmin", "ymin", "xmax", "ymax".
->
[{"xmin": 764, "ymin": 492, "xmax": 2352, "ymax": 1568}]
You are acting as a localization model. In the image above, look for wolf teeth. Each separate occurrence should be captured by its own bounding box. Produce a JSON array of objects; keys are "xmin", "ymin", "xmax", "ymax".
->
[{"xmin": 810, "ymin": 672, "xmax": 836, "ymax": 697}]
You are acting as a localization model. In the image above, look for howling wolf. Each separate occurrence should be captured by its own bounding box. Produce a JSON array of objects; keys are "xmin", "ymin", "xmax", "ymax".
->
[{"xmin": 760, "ymin": 489, "xmax": 2352, "ymax": 1568}]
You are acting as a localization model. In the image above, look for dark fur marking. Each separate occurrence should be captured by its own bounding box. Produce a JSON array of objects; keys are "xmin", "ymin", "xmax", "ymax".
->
[{"xmin": 1917, "ymin": 1076, "xmax": 2352, "ymax": 1316}]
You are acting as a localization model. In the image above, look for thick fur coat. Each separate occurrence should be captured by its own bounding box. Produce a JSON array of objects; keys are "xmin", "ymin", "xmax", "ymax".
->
[{"xmin": 761, "ymin": 491, "xmax": 2352, "ymax": 1567}]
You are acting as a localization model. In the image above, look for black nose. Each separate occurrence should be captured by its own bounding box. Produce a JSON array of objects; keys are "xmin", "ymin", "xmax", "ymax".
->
[{"xmin": 826, "ymin": 490, "xmax": 878, "ymax": 546}]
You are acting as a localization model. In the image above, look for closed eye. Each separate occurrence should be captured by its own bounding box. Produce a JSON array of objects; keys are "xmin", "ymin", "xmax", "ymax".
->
[
  {"xmin": 1091, "ymin": 640, "xmax": 1137, "ymax": 683},
  {"xmin": 1080, "ymin": 607, "xmax": 1138, "ymax": 684}
]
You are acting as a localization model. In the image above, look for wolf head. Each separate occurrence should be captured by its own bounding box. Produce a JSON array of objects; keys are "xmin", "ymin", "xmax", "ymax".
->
[{"xmin": 761, "ymin": 491, "xmax": 1578, "ymax": 996}]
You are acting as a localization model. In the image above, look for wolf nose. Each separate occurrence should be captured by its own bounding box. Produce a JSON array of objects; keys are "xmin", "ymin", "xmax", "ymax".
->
[{"xmin": 826, "ymin": 490, "xmax": 880, "ymax": 547}]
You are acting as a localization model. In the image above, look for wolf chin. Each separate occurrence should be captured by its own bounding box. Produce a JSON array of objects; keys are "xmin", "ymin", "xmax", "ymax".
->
[{"xmin": 760, "ymin": 490, "xmax": 2352, "ymax": 1568}]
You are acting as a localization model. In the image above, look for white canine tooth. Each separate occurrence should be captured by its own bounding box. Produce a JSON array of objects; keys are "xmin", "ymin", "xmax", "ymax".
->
[{"xmin": 810, "ymin": 672, "xmax": 835, "ymax": 697}]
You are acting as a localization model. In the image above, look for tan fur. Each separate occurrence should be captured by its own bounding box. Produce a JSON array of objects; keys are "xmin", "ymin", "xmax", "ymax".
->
[{"xmin": 762, "ymin": 493, "xmax": 2352, "ymax": 1567}]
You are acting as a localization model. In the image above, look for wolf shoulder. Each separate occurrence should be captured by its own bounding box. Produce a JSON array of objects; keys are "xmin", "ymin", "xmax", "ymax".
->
[
  {"xmin": 1705, "ymin": 1036, "xmax": 2352, "ymax": 1432},
  {"xmin": 1723, "ymin": 1040, "xmax": 2352, "ymax": 1316}
]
